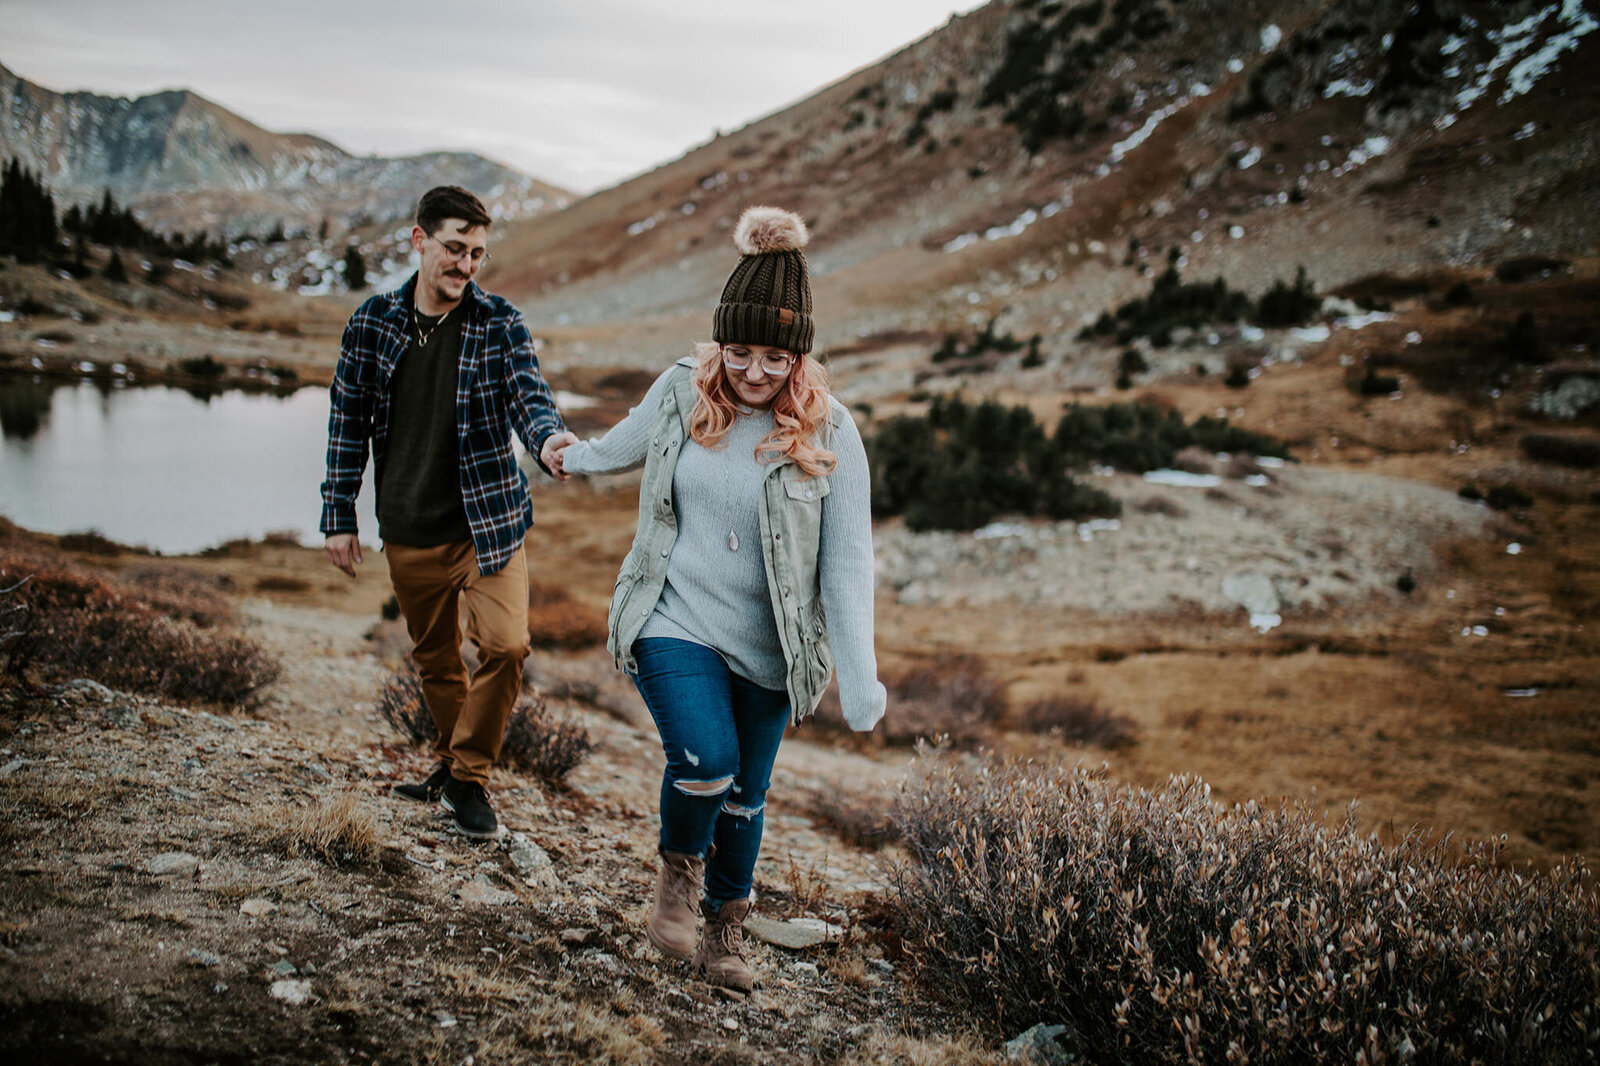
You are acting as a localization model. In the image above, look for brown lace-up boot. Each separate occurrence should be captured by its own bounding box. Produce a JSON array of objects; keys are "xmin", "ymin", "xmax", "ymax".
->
[
  {"xmin": 647, "ymin": 849, "xmax": 704, "ymax": 959},
  {"xmin": 694, "ymin": 897, "xmax": 754, "ymax": 992}
]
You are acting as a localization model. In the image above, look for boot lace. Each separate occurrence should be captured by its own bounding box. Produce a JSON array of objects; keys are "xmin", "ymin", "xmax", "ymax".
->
[{"xmin": 708, "ymin": 915, "xmax": 747, "ymax": 962}]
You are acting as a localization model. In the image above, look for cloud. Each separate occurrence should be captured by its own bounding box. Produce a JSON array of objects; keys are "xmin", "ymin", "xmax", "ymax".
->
[{"xmin": 2, "ymin": 0, "xmax": 979, "ymax": 191}]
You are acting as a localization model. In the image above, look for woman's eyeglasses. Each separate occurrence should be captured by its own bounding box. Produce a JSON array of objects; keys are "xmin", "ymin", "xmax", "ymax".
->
[{"xmin": 721, "ymin": 345, "xmax": 796, "ymax": 377}]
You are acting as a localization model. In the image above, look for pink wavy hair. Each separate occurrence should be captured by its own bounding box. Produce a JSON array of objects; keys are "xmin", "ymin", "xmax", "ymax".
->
[{"xmin": 688, "ymin": 342, "xmax": 837, "ymax": 476}]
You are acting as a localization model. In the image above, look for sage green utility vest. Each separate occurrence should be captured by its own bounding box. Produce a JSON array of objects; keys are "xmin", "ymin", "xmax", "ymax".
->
[{"xmin": 606, "ymin": 358, "xmax": 838, "ymax": 724}]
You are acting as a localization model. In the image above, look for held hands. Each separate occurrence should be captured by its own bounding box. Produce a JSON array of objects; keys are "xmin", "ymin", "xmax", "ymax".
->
[
  {"xmin": 540, "ymin": 431, "xmax": 580, "ymax": 480},
  {"xmin": 325, "ymin": 534, "xmax": 362, "ymax": 578}
]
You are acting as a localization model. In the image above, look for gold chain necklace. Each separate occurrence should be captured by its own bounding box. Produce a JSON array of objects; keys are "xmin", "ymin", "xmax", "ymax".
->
[{"xmin": 412, "ymin": 306, "xmax": 452, "ymax": 347}]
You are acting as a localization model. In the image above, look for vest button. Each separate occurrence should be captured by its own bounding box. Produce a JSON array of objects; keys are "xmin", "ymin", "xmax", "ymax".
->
[
  {"xmin": 774, "ymin": 533, "xmax": 782, "ymax": 541},
  {"xmin": 660, "ymin": 548, "xmax": 669, "ymax": 557},
  {"xmin": 805, "ymin": 489, "xmax": 814, "ymax": 499}
]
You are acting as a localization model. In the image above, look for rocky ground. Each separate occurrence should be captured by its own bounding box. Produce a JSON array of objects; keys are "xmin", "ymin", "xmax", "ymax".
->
[{"xmin": 0, "ymin": 596, "xmax": 1000, "ymax": 1065}]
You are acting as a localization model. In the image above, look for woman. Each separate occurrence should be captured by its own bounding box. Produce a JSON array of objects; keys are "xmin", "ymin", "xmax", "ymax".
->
[{"xmin": 551, "ymin": 205, "xmax": 885, "ymax": 992}]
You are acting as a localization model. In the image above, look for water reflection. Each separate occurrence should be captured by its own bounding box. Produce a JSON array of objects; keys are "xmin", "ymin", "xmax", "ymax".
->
[
  {"xmin": 0, "ymin": 377, "xmax": 57, "ymax": 439},
  {"xmin": 0, "ymin": 379, "xmax": 380, "ymax": 554}
]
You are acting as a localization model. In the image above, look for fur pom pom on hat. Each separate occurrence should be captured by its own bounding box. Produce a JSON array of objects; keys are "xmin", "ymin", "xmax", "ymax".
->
[
  {"xmin": 733, "ymin": 206, "xmax": 810, "ymax": 256},
  {"xmin": 715, "ymin": 206, "xmax": 814, "ymax": 355}
]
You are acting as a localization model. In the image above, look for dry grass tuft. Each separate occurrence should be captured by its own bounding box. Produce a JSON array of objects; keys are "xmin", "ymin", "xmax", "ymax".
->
[
  {"xmin": 839, "ymin": 1026, "xmax": 1007, "ymax": 1065},
  {"xmin": 894, "ymin": 758, "xmax": 1600, "ymax": 1063},
  {"xmin": 255, "ymin": 791, "xmax": 379, "ymax": 868}
]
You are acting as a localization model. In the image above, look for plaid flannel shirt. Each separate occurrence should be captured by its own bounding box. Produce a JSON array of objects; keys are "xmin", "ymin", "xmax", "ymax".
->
[{"xmin": 319, "ymin": 274, "xmax": 566, "ymax": 574}]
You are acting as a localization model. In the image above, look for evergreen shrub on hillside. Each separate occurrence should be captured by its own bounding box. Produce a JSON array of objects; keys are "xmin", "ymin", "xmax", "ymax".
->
[
  {"xmin": 869, "ymin": 397, "xmax": 1288, "ymax": 531},
  {"xmin": 1521, "ymin": 433, "xmax": 1600, "ymax": 469},
  {"xmin": 868, "ymin": 397, "xmax": 1120, "ymax": 531},
  {"xmin": 893, "ymin": 759, "xmax": 1599, "ymax": 1063}
]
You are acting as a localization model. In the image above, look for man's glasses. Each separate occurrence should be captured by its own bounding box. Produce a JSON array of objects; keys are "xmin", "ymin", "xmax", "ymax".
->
[
  {"xmin": 427, "ymin": 233, "xmax": 491, "ymax": 268},
  {"xmin": 721, "ymin": 345, "xmax": 796, "ymax": 377}
]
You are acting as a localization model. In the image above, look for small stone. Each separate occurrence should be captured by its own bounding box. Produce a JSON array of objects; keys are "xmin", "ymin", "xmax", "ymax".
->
[
  {"xmin": 239, "ymin": 898, "xmax": 277, "ymax": 917},
  {"xmin": 64, "ymin": 678, "xmax": 117, "ymax": 702},
  {"xmin": 507, "ymin": 834, "xmax": 563, "ymax": 891},
  {"xmin": 435, "ymin": 1011, "xmax": 457, "ymax": 1028},
  {"xmin": 268, "ymin": 979, "xmax": 312, "ymax": 1006},
  {"xmin": 270, "ymin": 960, "xmax": 298, "ymax": 976},
  {"xmin": 212, "ymin": 983, "xmax": 228, "ymax": 995},
  {"xmin": 789, "ymin": 961, "xmax": 820, "ymax": 976},
  {"xmin": 1004, "ymin": 1022, "xmax": 1080, "ymax": 1064},
  {"xmin": 722, "ymin": 1017, "xmax": 739, "ymax": 1031},
  {"xmin": 457, "ymin": 875, "xmax": 516, "ymax": 906},
  {"xmin": 0, "ymin": 758, "xmax": 27, "ymax": 779},
  {"xmin": 186, "ymin": 949, "xmax": 222, "ymax": 968},
  {"xmin": 142, "ymin": 852, "xmax": 199, "ymax": 877},
  {"xmin": 746, "ymin": 914, "xmax": 832, "ymax": 950},
  {"xmin": 559, "ymin": 927, "xmax": 593, "ymax": 946}
]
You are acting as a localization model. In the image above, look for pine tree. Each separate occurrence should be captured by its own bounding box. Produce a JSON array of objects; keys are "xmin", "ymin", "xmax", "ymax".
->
[
  {"xmin": 342, "ymin": 245, "xmax": 367, "ymax": 290},
  {"xmin": 102, "ymin": 251, "xmax": 127, "ymax": 283}
]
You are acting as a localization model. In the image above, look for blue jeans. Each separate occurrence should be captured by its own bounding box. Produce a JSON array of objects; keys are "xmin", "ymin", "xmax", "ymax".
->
[{"xmin": 630, "ymin": 637, "xmax": 790, "ymax": 909}]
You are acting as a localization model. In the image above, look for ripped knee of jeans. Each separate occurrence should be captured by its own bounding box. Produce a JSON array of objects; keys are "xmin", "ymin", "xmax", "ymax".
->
[
  {"xmin": 720, "ymin": 798, "xmax": 766, "ymax": 820},
  {"xmin": 673, "ymin": 775, "xmax": 734, "ymax": 797}
]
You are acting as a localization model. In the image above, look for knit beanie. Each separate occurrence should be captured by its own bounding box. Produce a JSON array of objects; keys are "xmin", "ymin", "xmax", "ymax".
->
[{"xmin": 713, "ymin": 206, "xmax": 814, "ymax": 355}]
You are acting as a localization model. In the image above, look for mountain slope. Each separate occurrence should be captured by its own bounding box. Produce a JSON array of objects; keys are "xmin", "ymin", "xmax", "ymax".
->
[
  {"xmin": 483, "ymin": 0, "xmax": 1598, "ymax": 365},
  {"xmin": 0, "ymin": 61, "xmax": 572, "ymax": 238}
]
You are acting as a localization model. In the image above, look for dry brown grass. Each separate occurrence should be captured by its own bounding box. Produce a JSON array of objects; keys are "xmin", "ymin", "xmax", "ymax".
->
[
  {"xmin": 253, "ymin": 791, "xmax": 379, "ymax": 868},
  {"xmin": 253, "ymin": 574, "xmax": 312, "ymax": 593},
  {"xmin": 1016, "ymin": 695, "xmax": 1138, "ymax": 750},
  {"xmin": 838, "ymin": 1027, "xmax": 1008, "ymax": 1066}
]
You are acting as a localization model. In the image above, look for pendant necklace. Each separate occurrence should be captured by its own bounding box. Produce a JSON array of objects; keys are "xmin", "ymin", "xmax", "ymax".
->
[
  {"xmin": 412, "ymin": 306, "xmax": 451, "ymax": 346},
  {"xmin": 728, "ymin": 529, "xmax": 740, "ymax": 552}
]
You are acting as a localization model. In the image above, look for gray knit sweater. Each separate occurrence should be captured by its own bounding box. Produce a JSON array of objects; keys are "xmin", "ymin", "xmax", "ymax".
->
[{"xmin": 561, "ymin": 367, "xmax": 886, "ymax": 729}]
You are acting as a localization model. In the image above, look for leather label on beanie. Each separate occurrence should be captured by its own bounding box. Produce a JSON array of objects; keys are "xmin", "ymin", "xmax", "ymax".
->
[{"xmin": 777, "ymin": 308, "xmax": 794, "ymax": 325}]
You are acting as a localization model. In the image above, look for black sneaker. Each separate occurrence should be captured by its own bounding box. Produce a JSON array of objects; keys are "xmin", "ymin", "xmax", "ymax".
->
[
  {"xmin": 394, "ymin": 762, "xmax": 451, "ymax": 803},
  {"xmin": 440, "ymin": 776, "xmax": 499, "ymax": 840}
]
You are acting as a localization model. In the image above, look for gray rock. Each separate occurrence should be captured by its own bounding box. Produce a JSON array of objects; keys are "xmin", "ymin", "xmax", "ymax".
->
[
  {"xmin": 270, "ymin": 959, "xmax": 298, "ymax": 976},
  {"xmin": 456, "ymin": 874, "xmax": 516, "ymax": 906},
  {"xmin": 186, "ymin": 949, "xmax": 222, "ymax": 968},
  {"xmin": 1222, "ymin": 571, "xmax": 1280, "ymax": 617},
  {"xmin": 746, "ymin": 915, "xmax": 833, "ymax": 950},
  {"xmin": 63, "ymin": 678, "xmax": 117, "ymax": 702},
  {"xmin": 507, "ymin": 833, "xmax": 562, "ymax": 892},
  {"xmin": 268, "ymin": 979, "xmax": 312, "ymax": 1006},
  {"xmin": 1530, "ymin": 375, "xmax": 1600, "ymax": 420},
  {"xmin": 142, "ymin": 852, "xmax": 199, "ymax": 877},
  {"xmin": 0, "ymin": 758, "xmax": 28, "ymax": 779},
  {"xmin": 559, "ymin": 927, "xmax": 594, "ymax": 946},
  {"xmin": 1004, "ymin": 1023, "xmax": 1081, "ymax": 1063},
  {"xmin": 105, "ymin": 705, "xmax": 142, "ymax": 729}
]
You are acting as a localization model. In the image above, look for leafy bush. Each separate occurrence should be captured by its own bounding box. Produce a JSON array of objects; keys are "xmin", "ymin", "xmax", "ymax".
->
[
  {"xmin": 0, "ymin": 551, "xmax": 278, "ymax": 705},
  {"xmin": 1357, "ymin": 367, "xmax": 1401, "ymax": 395},
  {"xmin": 1253, "ymin": 266, "xmax": 1319, "ymax": 328},
  {"xmin": 177, "ymin": 355, "xmax": 225, "ymax": 378},
  {"xmin": 1224, "ymin": 363, "xmax": 1252, "ymax": 388},
  {"xmin": 1498, "ymin": 312, "xmax": 1546, "ymax": 363},
  {"xmin": 1521, "ymin": 433, "xmax": 1600, "ymax": 469},
  {"xmin": 376, "ymin": 660, "xmax": 432, "ymax": 745},
  {"xmin": 376, "ymin": 659, "xmax": 592, "ymax": 784},
  {"xmin": 893, "ymin": 760, "xmax": 1599, "ymax": 1062},
  {"xmin": 811, "ymin": 654, "xmax": 1007, "ymax": 748},
  {"xmin": 1485, "ymin": 485, "xmax": 1534, "ymax": 511},
  {"xmin": 501, "ymin": 693, "xmax": 593, "ymax": 785},
  {"xmin": 1017, "ymin": 696, "xmax": 1137, "ymax": 748},
  {"xmin": 1095, "ymin": 267, "xmax": 1253, "ymax": 346},
  {"xmin": 800, "ymin": 786, "xmax": 900, "ymax": 851}
]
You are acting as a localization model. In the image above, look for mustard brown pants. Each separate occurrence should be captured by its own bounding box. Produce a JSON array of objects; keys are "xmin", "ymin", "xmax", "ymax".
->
[{"xmin": 385, "ymin": 537, "xmax": 530, "ymax": 786}]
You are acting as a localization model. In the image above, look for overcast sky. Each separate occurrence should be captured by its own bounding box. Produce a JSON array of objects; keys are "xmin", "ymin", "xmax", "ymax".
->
[{"xmin": 2, "ymin": 0, "xmax": 983, "ymax": 192}]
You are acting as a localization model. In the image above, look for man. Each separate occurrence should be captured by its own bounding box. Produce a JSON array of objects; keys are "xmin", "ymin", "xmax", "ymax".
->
[{"xmin": 320, "ymin": 185, "xmax": 578, "ymax": 840}]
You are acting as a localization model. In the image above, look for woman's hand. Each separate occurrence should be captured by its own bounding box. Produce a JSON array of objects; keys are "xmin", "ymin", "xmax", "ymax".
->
[{"xmin": 540, "ymin": 431, "xmax": 579, "ymax": 479}]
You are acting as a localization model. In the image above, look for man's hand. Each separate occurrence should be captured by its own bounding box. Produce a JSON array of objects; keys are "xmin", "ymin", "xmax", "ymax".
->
[
  {"xmin": 541, "ymin": 431, "xmax": 580, "ymax": 480},
  {"xmin": 325, "ymin": 534, "xmax": 363, "ymax": 577}
]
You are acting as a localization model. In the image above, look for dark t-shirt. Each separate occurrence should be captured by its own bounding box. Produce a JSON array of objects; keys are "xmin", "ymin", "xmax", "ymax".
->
[{"xmin": 377, "ymin": 308, "xmax": 473, "ymax": 547}]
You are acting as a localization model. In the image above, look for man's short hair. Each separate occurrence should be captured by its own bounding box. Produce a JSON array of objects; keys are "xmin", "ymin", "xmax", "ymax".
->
[{"xmin": 416, "ymin": 186, "xmax": 492, "ymax": 235}]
